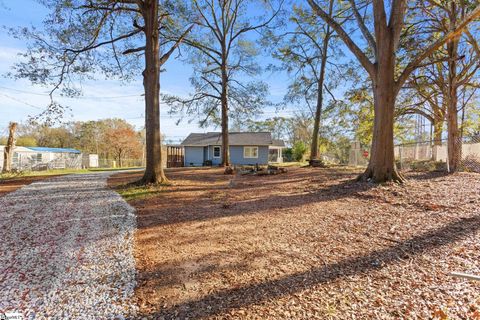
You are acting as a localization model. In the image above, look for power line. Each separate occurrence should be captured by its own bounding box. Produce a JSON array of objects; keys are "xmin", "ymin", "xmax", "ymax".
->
[
  {"xmin": 0, "ymin": 86, "xmax": 143, "ymax": 100},
  {"xmin": 0, "ymin": 93, "xmax": 43, "ymax": 110}
]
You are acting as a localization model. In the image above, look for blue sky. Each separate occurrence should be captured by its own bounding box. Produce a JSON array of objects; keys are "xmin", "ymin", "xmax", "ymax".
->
[{"xmin": 0, "ymin": 1, "xmax": 295, "ymax": 144}]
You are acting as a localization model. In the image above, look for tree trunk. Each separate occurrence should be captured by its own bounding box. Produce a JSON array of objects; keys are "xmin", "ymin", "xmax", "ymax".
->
[
  {"xmin": 140, "ymin": 0, "xmax": 168, "ymax": 184},
  {"xmin": 431, "ymin": 117, "xmax": 444, "ymax": 161},
  {"xmin": 220, "ymin": 54, "xmax": 229, "ymax": 167},
  {"xmin": 433, "ymin": 118, "xmax": 443, "ymax": 146},
  {"xmin": 310, "ymin": 0, "xmax": 334, "ymax": 161},
  {"xmin": 360, "ymin": 35, "xmax": 404, "ymax": 183},
  {"xmin": 2, "ymin": 122, "xmax": 17, "ymax": 173},
  {"xmin": 309, "ymin": 79, "xmax": 324, "ymax": 160},
  {"xmin": 446, "ymin": 4, "xmax": 461, "ymax": 172}
]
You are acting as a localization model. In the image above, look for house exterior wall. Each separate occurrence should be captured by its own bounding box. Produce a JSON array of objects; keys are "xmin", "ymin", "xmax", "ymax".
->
[
  {"xmin": 184, "ymin": 145, "xmax": 270, "ymax": 166},
  {"xmin": 230, "ymin": 145, "xmax": 269, "ymax": 165},
  {"xmin": 203, "ymin": 146, "xmax": 208, "ymax": 163},
  {"xmin": 207, "ymin": 145, "xmax": 222, "ymax": 165},
  {"xmin": 184, "ymin": 146, "xmax": 205, "ymax": 166}
]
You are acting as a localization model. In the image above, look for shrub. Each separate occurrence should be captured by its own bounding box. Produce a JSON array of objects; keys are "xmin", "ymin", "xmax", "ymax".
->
[
  {"xmin": 283, "ymin": 148, "xmax": 293, "ymax": 162},
  {"xmin": 292, "ymin": 141, "xmax": 308, "ymax": 162}
]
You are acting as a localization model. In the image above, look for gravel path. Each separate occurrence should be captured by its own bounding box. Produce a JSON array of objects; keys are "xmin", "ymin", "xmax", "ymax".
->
[{"xmin": 0, "ymin": 173, "xmax": 138, "ymax": 319}]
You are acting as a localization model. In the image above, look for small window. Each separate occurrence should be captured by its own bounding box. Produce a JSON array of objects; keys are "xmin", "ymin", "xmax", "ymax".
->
[
  {"xmin": 244, "ymin": 146, "xmax": 258, "ymax": 158},
  {"xmin": 213, "ymin": 146, "xmax": 221, "ymax": 158}
]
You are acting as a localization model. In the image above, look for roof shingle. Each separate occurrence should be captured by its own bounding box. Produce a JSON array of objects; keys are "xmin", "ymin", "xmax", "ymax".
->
[{"xmin": 181, "ymin": 132, "xmax": 279, "ymax": 146}]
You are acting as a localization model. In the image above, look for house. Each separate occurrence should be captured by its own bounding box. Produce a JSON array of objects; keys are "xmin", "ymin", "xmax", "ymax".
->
[
  {"xmin": 180, "ymin": 132, "xmax": 285, "ymax": 167},
  {"xmin": 0, "ymin": 146, "xmax": 83, "ymax": 171}
]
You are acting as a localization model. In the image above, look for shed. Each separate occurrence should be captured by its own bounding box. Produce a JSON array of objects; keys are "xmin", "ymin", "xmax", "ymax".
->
[{"xmin": 0, "ymin": 146, "xmax": 82, "ymax": 171}]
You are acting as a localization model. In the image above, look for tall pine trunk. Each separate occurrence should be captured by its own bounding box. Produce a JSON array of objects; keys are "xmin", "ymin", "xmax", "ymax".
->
[
  {"xmin": 141, "ymin": 0, "xmax": 168, "ymax": 184},
  {"xmin": 360, "ymin": 32, "xmax": 403, "ymax": 183},
  {"xmin": 310, "ymin": 0, "xmax": 334, "ymax": 161},
  {"xmin": 310, "ymin": 74, "xmax": 325, "ymax": 160},
  {"xmin": 220, "ymin": 54, "xmax": 229, "ymax": 167},
  {"xmin": 2, "ymin": 122, "xmax": 17, "ymax": 173}
]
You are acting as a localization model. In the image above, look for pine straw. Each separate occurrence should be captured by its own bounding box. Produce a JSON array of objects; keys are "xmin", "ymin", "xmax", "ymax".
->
[{"xmin": 109, "ymin": 167, "xmax": 480, "ymax": 319}]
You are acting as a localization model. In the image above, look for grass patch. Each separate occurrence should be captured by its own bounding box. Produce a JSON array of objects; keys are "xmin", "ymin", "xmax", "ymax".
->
[
  {"xmin": 116, "ymin": 185, "xmax": 165, "ymax": 201},
  {"xmin": 115, "ymin": 183, "xmax": 166, "ymax": 202},
  {"xmin": 0, "ymin": 167, "xmax": 144, "ymax": 181}
]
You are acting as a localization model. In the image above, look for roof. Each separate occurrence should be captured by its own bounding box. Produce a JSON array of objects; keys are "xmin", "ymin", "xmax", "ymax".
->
[
  {"xmin": 181, "ymin": 132, "xmax": 283, "ymax": 147},
  {"xmin": 272, "ymin": 139, "xmax": 286, "ymax": 147},
  {"xmin": 26, "ymin": 147, "xmax": 81, "ymax": 154}
]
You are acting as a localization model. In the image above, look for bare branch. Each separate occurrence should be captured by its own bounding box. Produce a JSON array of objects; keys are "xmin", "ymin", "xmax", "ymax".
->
[
  {"xmin": 159, "ymin": 24, "xmax": 195, "ymax": 66},
  {"xmin": 396, "ymin": 4, "xmax": 480, "ymax": 92},
  {"xmin": 307, "ymin": 0, "xmax": 375, "ymax": 77},
  {"xmin": 348, "ymin": 0, "xmax": 377, "ymax": 54}
]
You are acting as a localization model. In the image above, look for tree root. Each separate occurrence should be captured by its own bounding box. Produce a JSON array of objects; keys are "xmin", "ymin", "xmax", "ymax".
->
[
  {"xmin": 135, "ymin": 171, "xmax": 170, "ymax": 186},
  {"xmin": 357, "ymin": 166, "xmax": 406, "ymax": 184}
]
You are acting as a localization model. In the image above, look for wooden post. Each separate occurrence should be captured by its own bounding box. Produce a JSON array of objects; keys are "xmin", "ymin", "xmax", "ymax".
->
[{"xmin": 2, "ymin": 122, "xmax": 18, "ymax": 173}]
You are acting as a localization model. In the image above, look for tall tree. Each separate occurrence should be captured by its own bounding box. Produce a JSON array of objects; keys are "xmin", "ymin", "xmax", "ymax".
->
[
  {"xmin": 404, "ymin": 62, "xmax": 448, "ymax": 146},
  {"xmin": 2, "ymin": 122, "xmax": 18, "ymax": 173},
  {"xmin": 273, "ymin": 1, "xmax": 338, "ymax": 161},
  {"xmin": 417, "ymin": 0, "xmax": 480, "ymax": 171},
  {"xmin": 105, "ymin": 125, "xmax": 143, "ymax": 167},
  {"xmin": 11, "ymin": 0, "xmax": 192, "ymax": 184},
  {"xmin": 307, "ymin": 0, "xmax": 480, "ymax": 182},
  {"xmin": 164, "ymin": 0, "xmax": 281, "ymax": 167}
]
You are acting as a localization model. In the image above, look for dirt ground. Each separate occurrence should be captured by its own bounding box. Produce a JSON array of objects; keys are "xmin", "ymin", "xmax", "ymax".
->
[
  {"xmin": 109, "ymin": 167, "xmax": 480, "ymax": 320},
  {"xmin": 0, "ymin": 175, "xmax": 60, "ymax": 197}
]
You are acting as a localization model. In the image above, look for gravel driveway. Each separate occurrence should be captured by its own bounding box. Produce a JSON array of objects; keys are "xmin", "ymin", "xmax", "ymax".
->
[{"xmin": 0, "ymin": 173, "xmax": 138, "ymax": 319}]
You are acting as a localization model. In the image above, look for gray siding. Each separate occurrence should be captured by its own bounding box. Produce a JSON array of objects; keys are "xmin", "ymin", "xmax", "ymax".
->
[
  {"xmin": 206, "ymin": 145, "xmax": 222, "ymax": 165},
  {"xmin": 187, "ymin": 145, "xmax": 269, "ymax": 166},
  {"xmin": 184, "ymin": 146, "xmax": 205, "ymax": 166},
  {"xmin": 230, "ymin": 146, "xmax": 268, "ymax": 165}
]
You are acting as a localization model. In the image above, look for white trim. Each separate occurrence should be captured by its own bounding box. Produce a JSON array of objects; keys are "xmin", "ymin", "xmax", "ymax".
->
[
  {"xmin": 213, "ymin": 146, "xmax": 221, "ymax": 158},
  {"xmin": 243, "ymin": 146, "xmax": 259, "ymax": 159}
]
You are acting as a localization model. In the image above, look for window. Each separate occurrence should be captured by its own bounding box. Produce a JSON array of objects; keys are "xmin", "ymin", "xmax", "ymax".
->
[
  {"xmin": 213, "ymin": 146, "xmax": 221, "ymax": 158},
  {"xmin": 244, "ymin": 146, "xmax": 258, "ymax": 158}
]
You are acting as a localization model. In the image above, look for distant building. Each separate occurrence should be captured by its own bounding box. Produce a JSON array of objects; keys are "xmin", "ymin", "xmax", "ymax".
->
[
  {"xmin": 0, "ymin": 146, "xmax": 82, "ymax": 171},
  {"xmin": 179, "ymin": 132, "xmax": 285, "ymax": 167},
  {"xmin": 82, "ymin": 154, "xmax": 99, "ymax": 169}
]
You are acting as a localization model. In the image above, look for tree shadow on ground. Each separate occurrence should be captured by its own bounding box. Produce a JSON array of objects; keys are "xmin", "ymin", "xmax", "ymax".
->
[
  {"xmin": 135, "ymin": 171, "xmax": 375, "ymax": 228},
  {"xmin": 141, "ymin": 214, "xmax": 480, "ymax": 319}
]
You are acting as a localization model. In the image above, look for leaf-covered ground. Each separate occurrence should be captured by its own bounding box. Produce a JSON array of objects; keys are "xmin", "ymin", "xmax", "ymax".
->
[{"xmin": 110, "ymin": 167, "xmax": 480, "ymax": 319}]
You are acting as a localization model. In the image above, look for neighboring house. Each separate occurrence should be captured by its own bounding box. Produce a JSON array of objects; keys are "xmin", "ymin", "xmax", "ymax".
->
[
  {"xmin": 180, "ymin": 132, "xmax": 285, "ymax": 167},
  {"xmin": 0, "ymin": 146, "xmax": 83, "ymax": 171}
]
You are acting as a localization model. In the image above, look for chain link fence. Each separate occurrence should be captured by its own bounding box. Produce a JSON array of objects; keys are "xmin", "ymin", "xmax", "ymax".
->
[
  {"xmin": 3, "ymin": 153, "xmax": 144, "ymax": 172},
  {"xmin": 97, "ymin": 158, "xmax": 144, "ymax": 169},
  {"xmin": 395, "ymin": 137, "xmax": 480, "ymax": 173},
  {"xmin": 348, "ymin": 137, "xmax": 480, "ymax": 173},
  {"xmin": 459, "ymin": 136, "xmax": 480, "ymax": 173}
]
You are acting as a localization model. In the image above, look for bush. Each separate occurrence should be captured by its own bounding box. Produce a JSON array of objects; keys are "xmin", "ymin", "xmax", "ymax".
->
[
  {"xmin": 292, "ymin": 141, "xmax": 308, "ymax": 162},
  {"xmin": 283, "ymin": 148, "xmax": 293, "ymax": 162}
]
